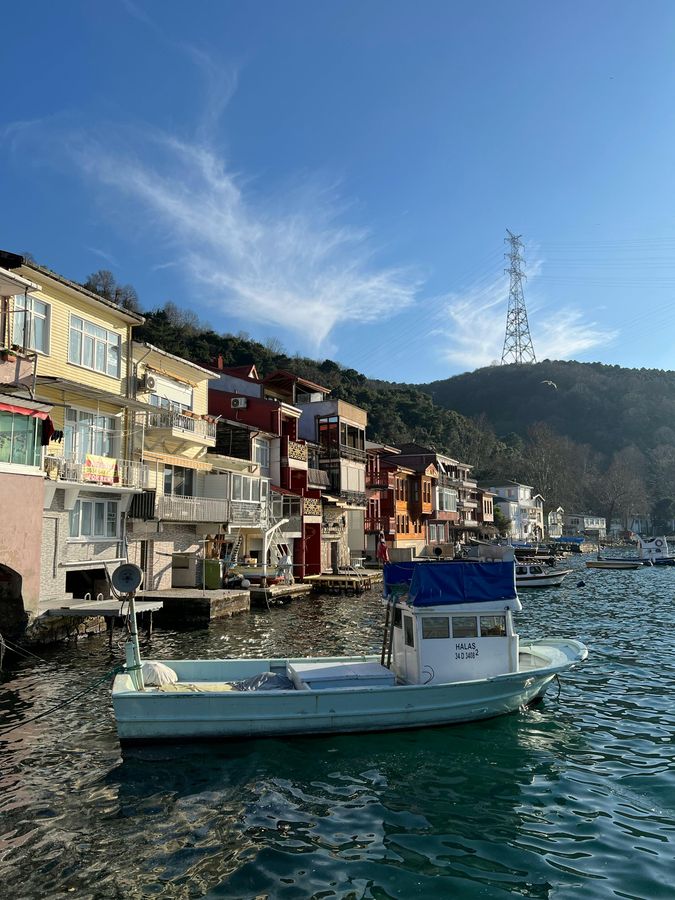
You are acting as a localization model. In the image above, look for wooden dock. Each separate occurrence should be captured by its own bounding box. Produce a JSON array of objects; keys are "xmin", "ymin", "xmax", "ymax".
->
[
  {"xmin": 250, "ymin": 582, "xmax": 313, "ymax": 607},
  {"xmin": 302, "ymin": 571, "xmax": 383, "ymax": 594}
]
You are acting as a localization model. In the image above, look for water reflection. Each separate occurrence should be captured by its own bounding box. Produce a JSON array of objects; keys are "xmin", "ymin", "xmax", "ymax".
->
[{"xmin": 2, "ymin": 559, "xmax": 675, "ymax": 898}]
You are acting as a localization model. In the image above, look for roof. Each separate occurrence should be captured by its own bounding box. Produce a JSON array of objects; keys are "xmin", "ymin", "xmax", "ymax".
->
[
  {"xmin": 28, "ymin": 377, "xmax": 155, "ymax": 411},
  {"xmin": 133, "ymin": 342, "xmax": 219, "ymax": 380},
  {"xmin": 219, "ymin": 364, "xmax": 261, "ymax": 381},
  {"xmin": 0, "ymin": 251, "xmax": 145, "ymax": 325},
  {"xmin": 384, "ymin": 561, "xmax": 518, "ymax": 607},
  {"xmin": 0, "ymin": 266, "xmax": 40, "ymax": 296},
  {"xmin": 262, "ymin": 369, "xmax": 330, "ymax": 394}
]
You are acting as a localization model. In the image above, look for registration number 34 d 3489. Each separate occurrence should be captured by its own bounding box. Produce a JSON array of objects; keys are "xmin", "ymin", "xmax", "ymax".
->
[{"xmin": 455, "ymin": 642, "xmax": 479, "ymax": 661}]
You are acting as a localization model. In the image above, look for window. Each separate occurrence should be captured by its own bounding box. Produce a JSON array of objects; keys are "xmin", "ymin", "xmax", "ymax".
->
[
  {"xmin": 480, "ymin": 615, "xmax": 507, "ymax": 637},
  {"xmin": 422, "ymin": 617, "xmax": 450, "ymax": 639},
  {"xmin": 233, "ymin": 473, "xmax": 263, "ymax": 503},
  {"xmin": 0, "ymin": 411, "xmax": 41, "ymax": 466},
  {"xmin": 64, "ymin": 408, "xmax": 118, "ymax": 462},
  {"xmin": 429, "ymin": 524, "xmax": 437, "ymax": 542},
  {"xmin": 69, "ymin": 316, "xmax": 121, "ymax": 377},
  {"xmin": 69, "ymin": 499, "xmax": 119, "ymax": 539},
  {"xmin": 13, "ymin": 294, "xmax": 50, "ymax": 353},
  {"xmin": 404, "ymin": 615, "xmax": 415, "ymax": 647},
  {"xmin": 253, "ymin": 438, "xmax": 270, "ymax": 477},
  {"xmin": 452, "ymin": 616, "xmax": 478, "ymax": 638},
  {"xmin": 393, "ymin": 607, "xmax": 402, "ymax": 628},
  {"xmin": 438, "ymin": 488, "xmax": 458, "ymax": 512},
  {"xmin": 164, "ymin": 465, "xmax": 194, "ymax": 497}
]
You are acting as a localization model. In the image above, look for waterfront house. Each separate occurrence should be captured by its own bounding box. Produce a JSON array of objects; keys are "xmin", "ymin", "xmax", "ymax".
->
[
  {"xmin": 208, "ymin": 364, "xmax": 327, "ymax": 577},
  {"xmin": 547, "ymin": 506, "xmax": 565, "ymax": 539},
  {"xmin": 0, "ymin": 251, "xmax": 148, "ymax": 609},
  {"xmin": 564, "ymin": 513, "xmax": 606, "ymax": 540},
  {"xmin": 486, "ymin": 481, "xmax": 545, "ymax": 541},
  {"xmin": 125, "ymin": 342, "xmax": 221, "ymax": 590},
  {"xmin": 0, "ymin": 263, "xmax": 52, "ymax": 634},
  {"xmin": 262, "ymin": 370, "xmax": 367, "ymax": 566}
]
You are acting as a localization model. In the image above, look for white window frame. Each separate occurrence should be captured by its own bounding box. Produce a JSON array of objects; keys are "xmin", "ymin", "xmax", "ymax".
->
[
  {"xmin": 63, "ymin": 407, "xmax": 119, "ymax": 463},
  {"xmin": 68, "ymin": 498, "xmax": 120, "ymax": 541},
  {"xmin": 253, "ymin": 437, "xmax": 270, "ymax": 477},
  {"xmin": 231, "ymin": 473, "xmax": 262, "ymax": 503},
  {"xmin": 13, "ymin": 293, "xmax": 50, "ymax": 354},
  {"xmin": 68, "ymin": 314, "xmax": 121, "ymax": 378}
]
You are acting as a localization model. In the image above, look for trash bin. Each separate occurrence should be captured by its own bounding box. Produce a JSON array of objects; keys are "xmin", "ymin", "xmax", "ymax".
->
[{"xmin": 204, "ymin": 558, "xmax": 224, "ymax": 590}]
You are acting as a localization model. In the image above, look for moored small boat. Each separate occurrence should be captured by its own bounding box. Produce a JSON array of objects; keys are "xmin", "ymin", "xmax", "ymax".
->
[
  {"xmin": 515, "ymin": 562, "xmax": 573, "ymax": 588},
  {"xmin": 585, "ymin": 559, "xmax": 642, "ymax": 570},
  {"xmin": 112, "ymin": 561, "xmax": 588, "ymax": 743}
]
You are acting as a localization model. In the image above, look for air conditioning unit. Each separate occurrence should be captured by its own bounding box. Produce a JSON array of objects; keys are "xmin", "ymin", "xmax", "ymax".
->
[
  {"xmin": 139, "ymin": 373, "xmax": 157, "ymax": 392},
  {"xmin": 231, "ymin": 397, "xmax": 248, "ymax": 409}
]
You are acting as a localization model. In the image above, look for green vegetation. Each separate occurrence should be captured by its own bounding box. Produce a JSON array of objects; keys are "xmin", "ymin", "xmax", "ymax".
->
[{"xmin": 120, "ymin": 297, "xmax": 673, "ymax": 532}]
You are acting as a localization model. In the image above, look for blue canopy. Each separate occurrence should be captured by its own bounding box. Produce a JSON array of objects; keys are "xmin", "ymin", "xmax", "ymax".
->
[
  {"xmin": 383, "ymin": 561, "xmax": 517, "ymax": 606},
  {"xmin": 551, "ymin": 536, "xmax": 585, "ymax": 544}
]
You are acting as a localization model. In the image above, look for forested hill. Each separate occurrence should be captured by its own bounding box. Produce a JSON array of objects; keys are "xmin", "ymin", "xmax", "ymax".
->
[
  {"xmin": 134, "ymin": 308, "xmax": 502, "ymax": 469},
  {"xmin": 420, "ymin": 360, "xmax": 675, "ymax": 457}
]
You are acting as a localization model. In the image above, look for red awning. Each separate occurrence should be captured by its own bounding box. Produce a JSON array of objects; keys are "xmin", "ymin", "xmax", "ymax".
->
[
  {"xmin": 0, "ymin": 401, "xmax": 49, "ymax": 419},
  {"xmin": 270, "ymin": 484, "xmax": 303, "ymax": 498}
]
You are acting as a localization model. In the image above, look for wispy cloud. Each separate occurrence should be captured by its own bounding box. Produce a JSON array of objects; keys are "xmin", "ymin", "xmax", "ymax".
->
[
  {"xmin": 86, "ymin": 246, "xmax": 119, "ymax": 267},
  {"xmin": 435, "ymin": 258, "xmax": 617, "ymax": 369},
  {"xmin": 62, "ymin": 127, "xmax": 419, "ymax": 347}
]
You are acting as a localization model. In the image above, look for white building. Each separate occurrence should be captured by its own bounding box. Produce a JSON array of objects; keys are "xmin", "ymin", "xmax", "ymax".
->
[
  {"xmin": 487, "ymin": 481, "xmax": 545, "ymax": 541},
  {"xmin": 563, "ymin": 513, "xmax": 606, "ymax": 539}
]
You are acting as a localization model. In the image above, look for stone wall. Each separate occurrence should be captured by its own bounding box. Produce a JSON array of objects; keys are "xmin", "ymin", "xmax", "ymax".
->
[{"xmin": 127, "ymin": 521, "xmax": 200, "ymax": 590}]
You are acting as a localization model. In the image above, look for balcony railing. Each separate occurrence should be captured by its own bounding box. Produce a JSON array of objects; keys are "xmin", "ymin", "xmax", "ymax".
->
[
  {"xmin": 156, "ymin": 494, "xmax": 230, "ymax": 523},
  {"xmin": 365, "ymin": 516, "xmax": 395, "ymax": 534},
  {"xmin": 44, "ymin": 453, "xmax": 148, "ymax": 489},
  {"xmin": 304, "ymin": 497, "xmax": 322, "ymax": 517},
  {"xmin": 230, "ymin": 500, "xmax": 263, "ymax": 526},
  {"xmin": 340, "ymin": 490, "xmax": 367, "ymax": 506},
  {"xmin": 320, "ymin": 443, "xmax": 367, "ymax": 463},
  {"xmin": 147, "ymin": 411, "xmax": 216, "ymax": 440},
  {"xmin": 307, "ymin": 467, "xmax": 330, "ymax": 488},
  {"xmin": 366, "ymin": 470, "xmax": 394, "ymax": 489},
  {"xmin": 282, "ymin": 437, "xmax": 308, "ymax": 463}
]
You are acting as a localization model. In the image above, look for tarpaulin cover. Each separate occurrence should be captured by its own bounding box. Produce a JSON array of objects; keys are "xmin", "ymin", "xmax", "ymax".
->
[{"xmin": 383, "ymin": 561, "xmax": 517, "ymax": 606}]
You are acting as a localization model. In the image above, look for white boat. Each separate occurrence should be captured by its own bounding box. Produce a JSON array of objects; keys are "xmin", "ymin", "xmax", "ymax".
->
[
  {"xmin": 515, "ymin": 562, "xmax": 573, "ymax": 588},
  {"xmin": 585, "ymin": 558, "xmax": 642, "ymax": 570},
  {"xmin": 112, "ymin": 561, "xmax": 587, "ymax": 743}
]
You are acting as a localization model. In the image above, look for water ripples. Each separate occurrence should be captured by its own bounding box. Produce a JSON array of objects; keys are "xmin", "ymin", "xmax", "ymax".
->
[{"xmin": 2, "ymin": 558, "xmax": 675, "ymax": 897}]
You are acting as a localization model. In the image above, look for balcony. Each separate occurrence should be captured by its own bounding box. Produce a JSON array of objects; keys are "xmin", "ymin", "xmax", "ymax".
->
[
  {"xmin": 307, "ymin": 467, "xmax": 330, "ymax": 489},
  {"xmin": 340, "ymin": 489, "xmax": 367, "ymax": 507},
  {"xmin": 365, "ymin": 516, "xmax": 395, "ymax": 534},
  {"xmin": 282, "ymin": 436, "xmax": 308, "ymax": 465},
  {"xmin": 304, "ymin": 497, "xmax": 322, "ymax": 517},
  {"xmin": 229, "ymin": 500, "xmax": 264, "ymax": 527},
  {"xmin": 366, "ymin": 469, "xmax": 394, "ymax": 490},
  {"xmin": 44, "ymin": 453, "xmax": 148, "ymax": 489},
  {"xmin": 320, "ymin": 443, "xmax": 366, "ymax": 463},
  {"xmin": 156, "ymin": 494, "xmax": 230, "ymax": 523},
  {"xmin": 146, "ymin": 411, "xmax": 216, "ymax": 446}
]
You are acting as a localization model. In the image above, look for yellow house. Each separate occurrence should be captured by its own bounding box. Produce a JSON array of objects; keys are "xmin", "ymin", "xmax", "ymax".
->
[
  {"xmin": 126, "ymin": 341, "xmax": 223, "ymax": 590},
  {"xmin": 0, "ymin": 250, "xmax": 148, "ymax": 606}
]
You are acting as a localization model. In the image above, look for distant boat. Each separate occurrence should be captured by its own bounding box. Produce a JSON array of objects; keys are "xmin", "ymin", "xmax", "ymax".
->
[
  {"xmin": 585, "ymin": 559, "xmax": 642, "ymax": 570},
  {"xmin": 112, "ymin": 561, "xmax": 587, "ymax": 743},
  {"xmin": 515, "ymin": 562, "xmax": 573, "ymax": 588},
  {"xmin": 594, "ymin": 536, "xmax": 675, "ymax": 568}
]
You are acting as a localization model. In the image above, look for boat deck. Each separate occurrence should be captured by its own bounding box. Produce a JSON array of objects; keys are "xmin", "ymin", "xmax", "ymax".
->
[{"xmin": 303, "ymin": 572, "xmax": 383, "ymax": 593}]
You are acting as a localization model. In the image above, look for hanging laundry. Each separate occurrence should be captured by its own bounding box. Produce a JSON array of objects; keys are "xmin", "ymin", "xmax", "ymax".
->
[{"xmin": 41, "ymin": 416, "xmax": 55, "ymax": 446}]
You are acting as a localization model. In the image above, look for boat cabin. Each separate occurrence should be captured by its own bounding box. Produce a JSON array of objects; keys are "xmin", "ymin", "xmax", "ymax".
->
[{"xmin": 383, "ymin": 561, "xmax": 521, "ymax": 685}]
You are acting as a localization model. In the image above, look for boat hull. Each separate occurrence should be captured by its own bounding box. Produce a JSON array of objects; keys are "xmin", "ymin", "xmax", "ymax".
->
[
  {"xmin": 585, "ymin": 560, "xmax": 642, "ymax": 570},
  {"xmin": 516, "ymin": 570, "xmax": 572, "ymax": 588},
  {"xmin": 113, "ymin": 642, "xmax": 587, "ymax": 742}
]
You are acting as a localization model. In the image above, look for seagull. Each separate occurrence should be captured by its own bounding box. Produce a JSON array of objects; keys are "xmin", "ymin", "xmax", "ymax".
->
[{"xmin": 541, "ymin": 380, "xmax": 557, "ymax": 389}]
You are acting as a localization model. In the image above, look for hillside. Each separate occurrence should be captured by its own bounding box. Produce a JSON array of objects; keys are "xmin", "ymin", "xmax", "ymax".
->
[
  {"xmin": 420, "ymin": 360, "xmax": 675, "ymax": 457},
  {"xmin": 134, "ymin": 308, "xmax": 503, "ymax": 471}
]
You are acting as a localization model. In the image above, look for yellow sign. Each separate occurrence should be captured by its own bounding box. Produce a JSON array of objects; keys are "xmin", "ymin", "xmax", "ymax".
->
[{"xmin": 83, "ymin": 454, "xmax": 118, "ymax": 485}]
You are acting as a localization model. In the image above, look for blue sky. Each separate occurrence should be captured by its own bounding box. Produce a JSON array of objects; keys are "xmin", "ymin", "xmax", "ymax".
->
[{"xmin": 3, "ymin": 1, "xmax": 675, "ymax": 382}]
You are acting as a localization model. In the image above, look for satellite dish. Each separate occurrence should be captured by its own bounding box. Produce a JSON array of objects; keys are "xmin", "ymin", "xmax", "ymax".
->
[
  {"xmin": 111, "ymin": 563, "xmax": 144, "ymax": 594},
  {"xmin": 433, "ymin": 545, "xmax": 444, "ymax": 558}
]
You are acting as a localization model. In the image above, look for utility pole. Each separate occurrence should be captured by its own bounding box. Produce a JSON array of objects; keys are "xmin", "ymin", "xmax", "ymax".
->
[{"xmin": 501, "ymin": 229, "xmax": 536, "ymax": 365}]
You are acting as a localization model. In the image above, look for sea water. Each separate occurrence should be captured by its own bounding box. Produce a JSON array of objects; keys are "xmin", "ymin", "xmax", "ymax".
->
[{"xmin": 1, "ymin": 557, "xmax": 674, "ymax": 899}]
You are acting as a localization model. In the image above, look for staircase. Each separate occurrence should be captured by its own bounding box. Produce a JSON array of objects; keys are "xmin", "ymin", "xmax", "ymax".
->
[{"xmin": 225, "ymin": 531, "xmax": 244, "ymax": 567}]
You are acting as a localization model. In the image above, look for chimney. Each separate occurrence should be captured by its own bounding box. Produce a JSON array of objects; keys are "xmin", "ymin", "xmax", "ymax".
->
[{"xmin": 217, "ymin": 354, "xmax": 224, "ymax": 370}]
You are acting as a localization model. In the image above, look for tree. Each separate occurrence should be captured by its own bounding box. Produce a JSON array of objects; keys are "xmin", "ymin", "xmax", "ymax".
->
[
  {"xmin": 83, "ymin": 270, "xmax": 140, "ymax": 313},
  {"xmin": 493, "ymin": 506, "xmax": 511, "ymax": 537}
]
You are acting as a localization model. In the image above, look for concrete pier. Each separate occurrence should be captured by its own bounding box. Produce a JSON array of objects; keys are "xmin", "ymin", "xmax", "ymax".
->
[{"xmin": 137, "ymin": 587, "xmax": 250, "ymax": 626}]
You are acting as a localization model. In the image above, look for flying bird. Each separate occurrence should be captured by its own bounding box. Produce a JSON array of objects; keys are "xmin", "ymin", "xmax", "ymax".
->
[{"xmin": 541, "ymin": 380, "xmax": 557, "ymax": 389}]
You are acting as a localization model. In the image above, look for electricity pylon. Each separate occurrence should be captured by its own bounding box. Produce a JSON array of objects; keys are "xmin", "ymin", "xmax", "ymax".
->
[{"xmin": 501, "ymin": 229, "xmax": 536, "ymax": 365}]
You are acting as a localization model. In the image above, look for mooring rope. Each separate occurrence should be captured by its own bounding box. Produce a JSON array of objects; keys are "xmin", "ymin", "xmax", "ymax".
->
[{"xmin": 0, "ymin": 664, "xmax": 124, "ymax": 738}]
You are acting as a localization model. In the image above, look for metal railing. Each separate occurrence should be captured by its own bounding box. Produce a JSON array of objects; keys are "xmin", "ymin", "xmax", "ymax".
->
[
  {"xmin": 155, "ymin": 494, "xmax": 230, "ymax": 523},
  {"xmin": 319, "ymin": 443, "xmax": 367, "ymax": 463},
  {"xmin": 44, "ymin": 453, "xmax": 148, "ymax": 489},
  {"xmin": 365, "ymin": 516, "xmax": 395, "ymax": 533},
  {"xmin": 340, "ymin": 490, "xmax": 367, "ymax": 506},
  {"xmin": 230, "ymin": 501, "xmax": 263, "ymax": 526},
  {"xmin": 284, "ymin": 438, "xmax": 308, "ymax": 462},
  {"xmin": 147, "ymin": 411, "xmax": 217, "ymax": 440}
]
